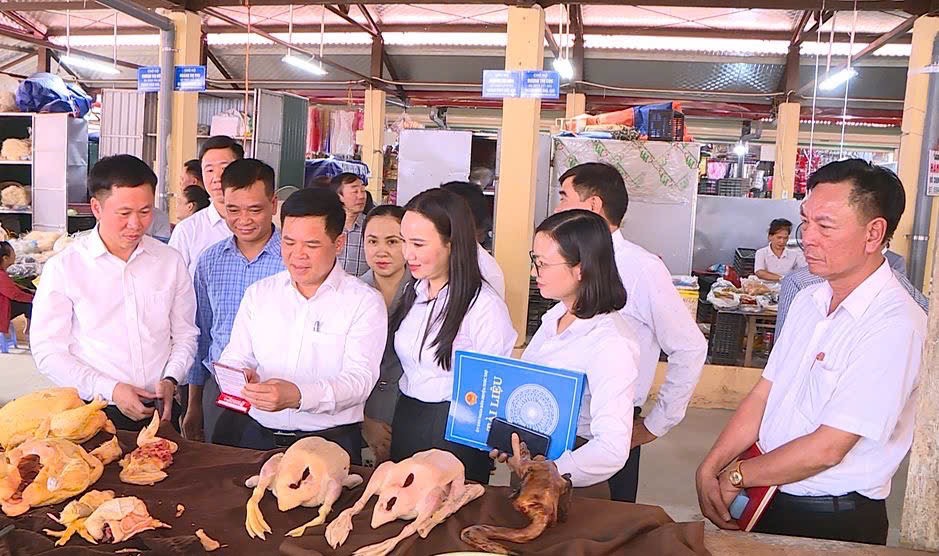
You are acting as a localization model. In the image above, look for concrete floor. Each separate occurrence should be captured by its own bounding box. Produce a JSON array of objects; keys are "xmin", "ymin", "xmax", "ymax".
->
[{"xmin": 0, "ymin": 327, "xmax": 910, "ymax": 547}]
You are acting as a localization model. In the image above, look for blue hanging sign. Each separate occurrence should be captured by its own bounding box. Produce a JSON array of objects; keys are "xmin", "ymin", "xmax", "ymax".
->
[
  {"xmin": 482, "ymin": 70, "xmax": 520, "ymax": 99},
  {"xmin": 519, "ymin": 70, "xmax": 560, "ymax": 99},
  {"xmin": 136, "ymin": 66, "xmax": 161, "ymax": 93},
  {"xmin": 173, "ymin": 65, "xmax": 206, "ymax": 92}
]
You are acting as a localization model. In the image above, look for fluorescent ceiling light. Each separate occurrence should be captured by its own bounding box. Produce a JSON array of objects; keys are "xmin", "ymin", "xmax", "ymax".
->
[
  {"xmin": 553, "ymin": 57, "xmax": 574, "ymax": 80},
  {"xmin": 282, "ymin": 53, "xmax": 327, "ymax": 76},
  {"xmin": 59, "ymin": 54, "xmax": 120, "ymax": 75},
  {"xmin": 818, "ymin": 68, "xmax": 858, "ymax": 91}
]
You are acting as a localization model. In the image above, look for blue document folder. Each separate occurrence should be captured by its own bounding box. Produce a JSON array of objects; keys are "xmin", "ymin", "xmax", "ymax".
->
[{"xmin": 445, "ymin": 350, "xmax": 586, "ymax": 461}]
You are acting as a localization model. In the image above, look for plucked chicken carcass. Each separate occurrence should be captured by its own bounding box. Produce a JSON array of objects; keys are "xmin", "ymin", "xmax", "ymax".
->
[
  {"xmin": 119, "ymin": 412, "xmax": 177, "ymax": 485},
  {"xmin": 44, "ymin": 489, "xmax": 116, "ymax": 546},
  {"xmin": 0, "ymin": 437, "xmax": 117, "ymax": 516},
  {"xmin": 244, "ymin": 437, "xmax": 363, "ymax": 540},
  {"xmin": 461, "ymin": 434, "xmax": 573, "ymax": 555},
  {"xmin": 84, "ymin": 496, "xmax": 170, "ymax": 543},
  {"xmin": 0, "ymin": 388, "xmax": 115, "ymax": 450},
  {"xmin": 325, "ymin": 449, "xmax": 485, "ymax": 556}
]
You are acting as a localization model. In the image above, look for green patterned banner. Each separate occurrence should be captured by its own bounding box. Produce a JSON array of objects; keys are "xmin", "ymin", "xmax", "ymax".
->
[{"xmin": 553, "ymin": 137, "xmax": 701, "ymax": 206}]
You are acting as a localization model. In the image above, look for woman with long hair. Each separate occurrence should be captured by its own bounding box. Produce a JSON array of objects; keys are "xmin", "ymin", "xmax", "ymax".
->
[
  {"xmin": 360, "ymin": 204, "xmax": 409, "ymax": 463},
  {"xmin": 495, "ymin": 209, "xmax": 640, "ymax": 494},
  {"xmin": 390, "ymin": 188, "xmax": 516, "ymax": 483}
]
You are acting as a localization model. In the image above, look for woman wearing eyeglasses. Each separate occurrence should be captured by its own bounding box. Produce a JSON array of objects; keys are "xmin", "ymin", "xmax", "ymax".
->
[
  {"xmin": 496, "ymin": 209, "xmax": 640, "ymax": 494},
  {"xmin": 390, "ymin": 188, "xmax": 517, "ymax": 484}
]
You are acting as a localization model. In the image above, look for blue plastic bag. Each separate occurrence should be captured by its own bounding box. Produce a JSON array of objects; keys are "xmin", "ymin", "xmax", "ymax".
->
[{"xmin": 15, "ymin": 72, "xmax": 91, "ymax": 117}]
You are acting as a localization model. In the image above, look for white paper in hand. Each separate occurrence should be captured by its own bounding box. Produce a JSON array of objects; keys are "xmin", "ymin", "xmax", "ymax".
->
[{"xmin": 213, "ymin": 362, "xmax": 251, "ymax": 413}]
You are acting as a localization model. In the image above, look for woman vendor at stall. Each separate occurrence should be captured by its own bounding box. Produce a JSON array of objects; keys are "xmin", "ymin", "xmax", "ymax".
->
[
  {"xmin": 492, "ymin": 209, "xmax": 639, "ymax": 494},
  {"xmin": 754, "ymin": 218, "xmax": 805, "ymax": 281},
  {"xmin": 0, "ymin": 240, "xmax": 33, "ymax": 337}
]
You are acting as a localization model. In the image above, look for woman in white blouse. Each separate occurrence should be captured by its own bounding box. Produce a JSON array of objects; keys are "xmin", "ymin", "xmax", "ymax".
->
[
  {"xmin": 495, "ymin": 209, "xmax": 640, "ymax": 492},
  {"xmin": 754, "ymin": 218, "xmax": 805, "ymax": 281},
  {"xmin": 389, "ymin": 188, "xmax": 517, "ymax": 483}
]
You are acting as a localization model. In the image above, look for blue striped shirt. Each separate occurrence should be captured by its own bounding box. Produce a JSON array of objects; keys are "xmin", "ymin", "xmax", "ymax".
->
[
  {"xmin": 187, "ymin": 229, "xmax": 284, "ymax": 386},
  {"xmin": 776, "ymin": 265, "xmax": 928, "ymax": 337}
]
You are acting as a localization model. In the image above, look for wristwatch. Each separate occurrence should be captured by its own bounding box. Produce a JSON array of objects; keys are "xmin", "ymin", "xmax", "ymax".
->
[{"xmin": 728, "ymin": 460, "xmax": 745, "ymax": 488}]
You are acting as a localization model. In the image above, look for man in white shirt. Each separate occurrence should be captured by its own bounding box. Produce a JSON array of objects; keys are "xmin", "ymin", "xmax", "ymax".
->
[
  {"xmin": 696, "ymin": 159, "xmax": 923, "ymax": 545},
  {"xmin": 441, "ymin": 181, "xmax": 506, "ymax": 298},
  {"xmin": 169, "ymin": 136, "xmax": 243, "ymax": 276},
  {"xmin": 554, "ymin": 162, "xmax": 707, "ymax": 502},
  {"xmin": 215, "ymin": 187, "xmax": 387, "ymax": 463},
  {"xmin": 31, "ymin": 155, "xmax": 198, "ymax": 431}
]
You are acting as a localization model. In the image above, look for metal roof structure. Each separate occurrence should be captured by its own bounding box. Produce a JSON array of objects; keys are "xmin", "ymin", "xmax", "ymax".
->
[{"xmin": 0, "ymin": 2, "xmax": 930, "ymax": 125}]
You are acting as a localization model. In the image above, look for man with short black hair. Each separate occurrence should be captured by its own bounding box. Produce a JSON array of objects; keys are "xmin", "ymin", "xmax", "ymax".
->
[
  {"xmin": 555, "ymin": 162, "xmax": 707, "ymax": 502},
  {"xmin": 214, "ymin": 187, "xmax": 386, "ymax": 461},
  {"xmin": 182, "ymin": 159, "xmax": 203, "ymax": 189},
  {"xmin": 169, "ymin": 136, "xmax": 245, "ymax": 276},
  {"xmin": 181, "ymin": 159, "xmax": 285, "ymax": 443},
  {"xmin": 331, "ymin": 173, "xmax": 370, "ymax": 276},
  {"xmin": 440, "ymin": 181, "xmax": 505, "ymax": 298},
  {"xmin": 31, "ymin": 154, "xmax": 198, "ymax": 431},
  {"xmin": 697, "ymin": 159, "xmax": 925, "ymax": 545}
]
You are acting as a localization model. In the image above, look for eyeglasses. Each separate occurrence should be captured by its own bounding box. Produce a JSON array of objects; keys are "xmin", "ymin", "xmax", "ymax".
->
[
  {"xmin": 529, "ymin": 250, "xmax": 572, "ymax": 276},
  {"xmin": 795, "ymin": 222, "xmax": 804, "ymax": 250}
]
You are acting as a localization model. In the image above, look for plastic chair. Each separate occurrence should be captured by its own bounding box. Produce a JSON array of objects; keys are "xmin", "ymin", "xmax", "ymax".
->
[{"xmin": 0, "ymin": 324, "xmax": 17, "ymax": 353}]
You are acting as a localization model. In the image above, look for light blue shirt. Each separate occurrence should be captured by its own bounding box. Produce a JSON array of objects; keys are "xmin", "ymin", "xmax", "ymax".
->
[
  {"xmin": 776, "ymin": 263, "xmax": 927, "ymax": 337},
  {"xmin": 187, "ymin": 228, "xmax": 284, "ymax": 386}
]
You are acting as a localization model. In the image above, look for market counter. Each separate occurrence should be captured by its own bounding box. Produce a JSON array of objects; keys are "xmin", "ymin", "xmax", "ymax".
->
[{"xmin": 2, "ymin": 427, "xmax": 710, "ymax": 555}]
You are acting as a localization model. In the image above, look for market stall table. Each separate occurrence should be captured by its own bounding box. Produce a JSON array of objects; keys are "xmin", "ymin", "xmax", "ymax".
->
[
  {"xmin": 2, "ymin": 426, "xmax": 711, "ymax": 555},
  {"xmin": 714, "ymin": 308, "xmax": 778, "ymax": 367}
]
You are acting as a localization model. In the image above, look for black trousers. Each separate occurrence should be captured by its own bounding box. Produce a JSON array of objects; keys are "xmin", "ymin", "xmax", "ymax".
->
[
  {"xmin": 10, "ymin": 300, "xmax": 31, "ymax": 321},
  {"xmin": 390, "ymin": 393, "xmax": 491, "ymax": 485},
  {"xmin": 607, "ymin": 406, "xmax": 643, "ymax": 503},
  {"xmin": 753, "ymin": 491, "xmax": 888, "ymax": 545},
  {"xmin": 200, "ymin": 375, "xmax": 226, "ymax": 444},
  {"xmin": 214, "ymin": 411, "xmax": 363, "ymax": 465},
  {"xmin": 104, "ymin": 402, "xmax": 182, "ymax": 433}
]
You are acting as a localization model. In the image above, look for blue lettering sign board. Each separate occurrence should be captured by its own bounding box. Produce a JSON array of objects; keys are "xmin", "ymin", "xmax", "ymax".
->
[
  {"xmin": 173, "ymin": 65, "xmax": 206, "ymax": 92},
  {"xmin": 445, "ymin": 350, "xmax": 585, "ymax": 460},
  {"xmin": 136, "ymin": 66, "xmax": 161, "ymax": 93},
  {"xmin": 482, "ymin": 70, "xmax": 520, "ymax": 99},
  {"xmin": 520, "ymin": 70, "xmax": 561, "ymax": 99}
]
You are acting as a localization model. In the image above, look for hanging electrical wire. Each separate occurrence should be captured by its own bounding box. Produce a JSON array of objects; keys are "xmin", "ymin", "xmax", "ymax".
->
[
  {"xmin": 808, "ymin": 3, "xmax": 827, "ymax": 177},
  {"xmin": 840, "ymin": 1, "xmax": 860, "ymax": 157},
  {"xmin": 244, "ymin": 1, "xmax": 251, "ymax": 150}
]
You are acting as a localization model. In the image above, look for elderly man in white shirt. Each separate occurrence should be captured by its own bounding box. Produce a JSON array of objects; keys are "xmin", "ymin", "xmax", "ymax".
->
[
  {"xmin": 32, "ymin": 154, "xmax": 198, "ymax": 431},
  {"xmin": 553, "ymin": 162, "xmax": 707, "ymax": 502},
  {"xmin": 214, "ymin": 187, "xmax": 387, "ymax": 463},
  {"xmin": 696, "ymin": 159, "xmax": 923, "ymax": 546},
  {"xmin": 169, "ymin": 136, "xmax": 243, "ymax": 276}
]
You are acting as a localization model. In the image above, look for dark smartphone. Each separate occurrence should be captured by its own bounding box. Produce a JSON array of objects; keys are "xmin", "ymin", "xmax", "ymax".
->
[{"xmin": 487, "ymin": 418, "xmax": 550, "ymax": 458}]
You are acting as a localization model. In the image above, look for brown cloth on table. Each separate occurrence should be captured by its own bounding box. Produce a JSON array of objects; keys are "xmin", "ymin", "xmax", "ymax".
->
[{"xmin": 2, "ymin": 425, "xmax": 710, "ymax": 556}]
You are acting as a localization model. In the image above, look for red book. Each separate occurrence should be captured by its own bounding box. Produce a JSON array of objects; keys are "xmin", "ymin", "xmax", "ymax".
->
[{"xmin": 735, "ymin": 443, "xmax": 777, "ymax": 532}]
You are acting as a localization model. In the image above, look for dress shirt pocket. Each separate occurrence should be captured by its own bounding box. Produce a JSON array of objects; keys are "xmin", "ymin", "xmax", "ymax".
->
[
  {"xmin": 799, "ymin": 360, "xmax": 842, "ymax": 423},
  {"xmin": 144, "ymin": 289, "xmax": 174, "ymax": 324}
]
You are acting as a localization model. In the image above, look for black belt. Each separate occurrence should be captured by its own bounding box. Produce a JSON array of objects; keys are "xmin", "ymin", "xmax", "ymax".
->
[
  {"xmin": 774, "ymin": 491, "xmax": 881, "ymax": 513},
  {"xmin": 270, "ymin": 423, "xmax": 361, "ymax": 449}
]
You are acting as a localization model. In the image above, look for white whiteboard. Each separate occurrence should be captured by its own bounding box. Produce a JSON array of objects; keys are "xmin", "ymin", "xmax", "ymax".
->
[{"xmin": 397, "ymin": 129, "xmax": 472, "ymax": 205}]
